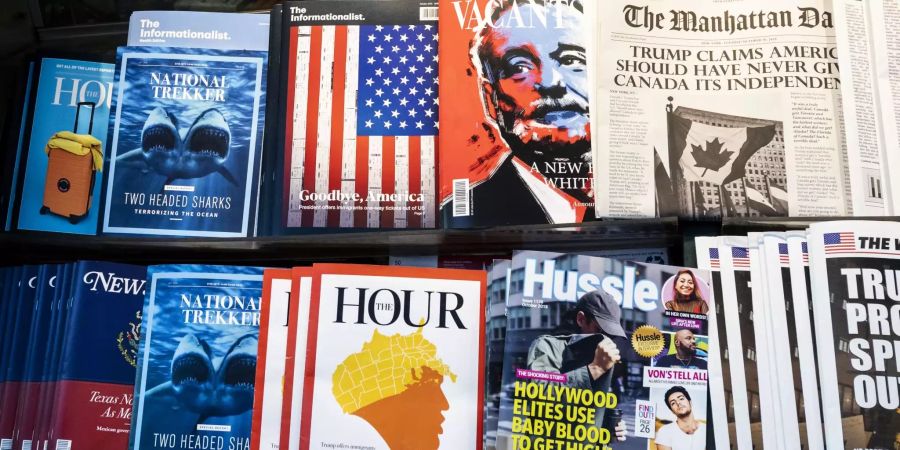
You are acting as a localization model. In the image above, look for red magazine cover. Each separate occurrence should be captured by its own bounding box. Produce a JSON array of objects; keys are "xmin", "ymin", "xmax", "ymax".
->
[
  {"xmin": 439, "ymin": 0, "xmax": 594, "ymax": 227},
  {"xmin": 279, "ymin": 268, "xmax": 312, "ymax": 450},
  {"xmin": 251, "ymin": 269, "xmax": 292, "ymax": 450}
]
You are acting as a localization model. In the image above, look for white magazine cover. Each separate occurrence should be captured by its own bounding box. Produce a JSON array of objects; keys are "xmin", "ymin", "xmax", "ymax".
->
[
  {"xmin": 300, "ymin": 264, "xmax": 485, "ymax": 450},
  {"xmin": 718, "ymin": 236, "xmax": 765, "ymax": 449},
  {"xmin": 252, "ymin": 271, "xmax": 293, "ymax": 450},
  {"xmin": 587, "ymin": 0, "xmax": 853, "ymax": 219},
  {"xmin": 746, "ymin": 233, "xmax": 783, "ymax": 449},
  {"xmin": 761, "ymin": 233, "xmax": 808, "ymax": 449},
  {"xmin": 807, "ymin": 220, "xmax": 900, "ymax": 449},
  {"xmin": 694, "ymin": 236, "xmax": 731, "ymax": 450},
  {"xmin": 785, "ymin": 231, "xmax": 826, "ymax": 449},
  {"xmin": 833, "ymin": 0, "xmax": 900, "ymax": 215}
]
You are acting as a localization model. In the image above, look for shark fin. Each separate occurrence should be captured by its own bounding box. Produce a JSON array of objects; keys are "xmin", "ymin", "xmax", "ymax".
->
[
  {"xmin": 144, "ymin": 381, "xmax": 176, "ymax": 403},
  {"xmin": 217, "ymin": 166, "xmax": 240, "ymax": 187},
  {"xmin": 116, "ymin": 148, "xmax": 150, "ymax": 173}
]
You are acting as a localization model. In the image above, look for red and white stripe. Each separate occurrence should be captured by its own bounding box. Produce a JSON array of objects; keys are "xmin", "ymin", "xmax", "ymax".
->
[
  {"xmin": 824, "ymin": 232, "xmax": 856, "ymax": 254},
  {"xmin": 732, "ymin": 258, "xmax": 750, "ymax": 268},
  {"xmin": 285, "ymin": 25, "xmax": 434, "ymax": 229}
]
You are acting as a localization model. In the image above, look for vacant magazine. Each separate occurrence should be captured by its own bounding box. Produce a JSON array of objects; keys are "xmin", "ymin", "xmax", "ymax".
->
[
  {"xmin": 439, "ymin": 0, "xmax": 595, "ymax": 227},
  {"xmin": 807, "ymin": 221, "xmax": 900, "ymax": 449},
  {"xmin": 495, "ymin": 251, "xmax": 718, "ymax": 450},
  {"xmin": 587, "ymin": 0, "xmax": 854, "ymax": 219}
]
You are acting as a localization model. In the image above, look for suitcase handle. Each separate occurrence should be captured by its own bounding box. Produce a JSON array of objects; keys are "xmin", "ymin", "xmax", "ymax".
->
[{"xmin": 74, "ymin": 102, "xmax": 96, "ymax": 134}]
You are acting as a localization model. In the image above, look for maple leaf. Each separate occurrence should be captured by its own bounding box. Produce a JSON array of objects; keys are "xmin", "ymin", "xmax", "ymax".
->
[{"xmin": 691, "ymin": 138, "xmax": 733, "ymax": 177}]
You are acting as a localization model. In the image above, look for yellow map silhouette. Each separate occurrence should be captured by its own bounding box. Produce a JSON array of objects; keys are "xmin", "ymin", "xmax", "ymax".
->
[{"xmin": 332, "ymin": 328, "xmax": 457, "ymax": 449}]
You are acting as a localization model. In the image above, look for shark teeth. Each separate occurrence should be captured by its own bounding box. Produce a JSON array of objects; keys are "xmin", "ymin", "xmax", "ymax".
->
[
  {"xmin": 187, "ymin": 125, "xmax": 229, "ymax": 159},
  {"xmin": 172, "ymin": 354, "xmax": 211, "ymax": 385},
  {"xmin": 223, "ymin": 356, "xmax": 256, "ymax": 387},
  {"xmin": 142, "ymin": 125, "xmax": 177, "ymax": 153}
]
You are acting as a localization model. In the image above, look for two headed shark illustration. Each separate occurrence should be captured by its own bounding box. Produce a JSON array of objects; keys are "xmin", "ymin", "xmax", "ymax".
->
[
  {"xmin": 117, "ymin": 106, "xmax": 239, "ymax": 187},
  {"xmin": 144, "ymin": 333, "xmax": 257, "ymax": 424}
]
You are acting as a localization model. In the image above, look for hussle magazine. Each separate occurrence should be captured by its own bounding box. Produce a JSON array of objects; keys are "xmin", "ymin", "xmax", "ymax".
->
[
  {"xmin": 102, "ymin": 46, "xmax": 267, "ymax": 238},
  {"xmin": 495, "ymin": 251, "xmax": 717, "ymax": 450}
]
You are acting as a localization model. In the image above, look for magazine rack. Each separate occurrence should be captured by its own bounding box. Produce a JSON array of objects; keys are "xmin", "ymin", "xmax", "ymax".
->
[{"xmin": 0, "ymin": 217, "xmax": 681, "ymax": 265}]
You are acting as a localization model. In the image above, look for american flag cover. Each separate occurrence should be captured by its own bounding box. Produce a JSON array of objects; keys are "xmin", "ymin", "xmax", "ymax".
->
[{"xmin": 282, "ymin": 0, "xmax": 438, "ymax": 229}]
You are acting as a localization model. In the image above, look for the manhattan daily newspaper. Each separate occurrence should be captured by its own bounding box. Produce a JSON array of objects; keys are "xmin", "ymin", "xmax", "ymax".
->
[
  {"xmin": 587, "ymin": 0, "xmax": 852, "ymax": 219},
  {"xmin": 833, "ymin": 0, "xmax": 900, "ymax": 216}
]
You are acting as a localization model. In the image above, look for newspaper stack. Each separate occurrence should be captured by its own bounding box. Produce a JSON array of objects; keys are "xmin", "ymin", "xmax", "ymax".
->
[
  {"xmin": 696, "ymin": 220, "xmax": 900, "ymax": 450},
  {"xmin": 587, "ymin": 0, "xmax": 900, "ymax": 219}
]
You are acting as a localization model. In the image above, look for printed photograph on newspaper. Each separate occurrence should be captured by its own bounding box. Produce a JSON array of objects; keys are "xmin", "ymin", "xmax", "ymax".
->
[{"xmin": 587, "ymin": 0, "xmax": 853, "ymax": 220}]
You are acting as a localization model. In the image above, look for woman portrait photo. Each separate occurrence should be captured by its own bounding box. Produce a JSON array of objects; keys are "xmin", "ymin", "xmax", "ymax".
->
[{"xmin": 662, "ymin": 269, "xmax": 709, "ymax": 315}]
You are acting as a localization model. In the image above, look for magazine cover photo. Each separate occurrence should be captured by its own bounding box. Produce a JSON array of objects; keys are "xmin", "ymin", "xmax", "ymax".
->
[{"xmin": 495, "ymin": 251, "xmax": 714, "ymax": 450}]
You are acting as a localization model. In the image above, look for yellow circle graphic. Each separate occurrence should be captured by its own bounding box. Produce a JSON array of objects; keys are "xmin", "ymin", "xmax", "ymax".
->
[{"xmin": 631, "ymin": 325, "xmax": 665, "ymax": 358}]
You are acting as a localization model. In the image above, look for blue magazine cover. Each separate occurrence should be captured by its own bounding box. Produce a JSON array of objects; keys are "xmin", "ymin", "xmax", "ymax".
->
[
  {"xmin": 102, "ymin": 47, "xmax": 267, "ymax": 237},
  {"xmin": 129, "ymin": 265, "xmax": 264, "ymax": 450},
  {"xmin": 5, "ymin": 62, "xmax": 36, "ymax": 231},
  {"xmin": 128, "ymin": 11, "xmax": 270, "ymax": 51},
  {"xmin": 16, "ymin": 58, "xmax": 114, "ymax": 234}
]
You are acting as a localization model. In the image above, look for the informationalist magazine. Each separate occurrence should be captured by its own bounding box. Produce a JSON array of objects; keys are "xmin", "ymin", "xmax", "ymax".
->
[
  {"xmin": 495, "ymin": 251, "xmax": 720, "ymax": 450},
  {"xmin": 279, "ymin": 0, "xmax": 439, "ymax": 231}
]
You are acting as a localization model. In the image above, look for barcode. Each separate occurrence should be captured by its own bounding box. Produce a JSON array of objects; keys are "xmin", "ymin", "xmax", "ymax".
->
[
  {"xmin": 419, "ymin": 6, "xmax": 438, "ymax": 20},
  {"xmin": 55, "ymin": 440, "xmax": 71, "ymax": 450},
  {"xmin": 0, "ymin": 439, "xmax": 11, "ymax": 450},
  {"xmin": 452, "ymin": 178, "xmax": 470, "ymax": 217}
]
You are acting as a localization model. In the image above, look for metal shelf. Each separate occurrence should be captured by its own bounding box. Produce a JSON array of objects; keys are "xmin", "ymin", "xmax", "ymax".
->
[{"xmin": 0, "ymin": 217, "xmax": 681, "ymax": 266}]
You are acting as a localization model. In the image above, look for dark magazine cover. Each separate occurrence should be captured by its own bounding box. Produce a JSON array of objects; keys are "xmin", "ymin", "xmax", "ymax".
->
[
  {"xmin": 102, "ymin": 47, "xmax": 267, "ymax": 238},
  {"xmin": 128, "ymin": 265, "xmax": 264, "ymax": 450}
]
